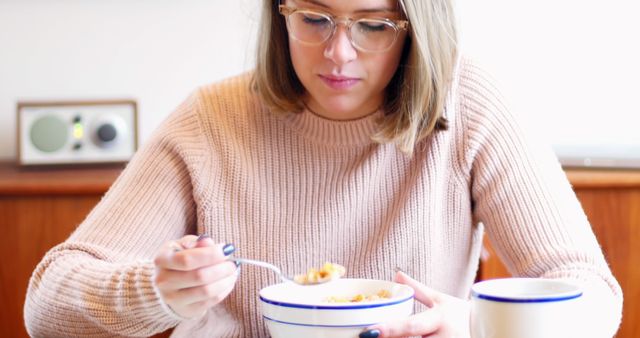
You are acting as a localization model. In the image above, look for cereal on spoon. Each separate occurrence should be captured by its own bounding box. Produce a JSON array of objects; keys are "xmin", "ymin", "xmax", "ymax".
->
[{"xmin": 293, "ymin": 262, "xmax": 346, "ymax": 285}]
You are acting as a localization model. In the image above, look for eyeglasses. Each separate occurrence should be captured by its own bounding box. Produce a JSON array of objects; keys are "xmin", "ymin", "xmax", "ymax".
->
[{"xmin": 278, "ymin": 5, "xmax": 409, "ymax": 53}]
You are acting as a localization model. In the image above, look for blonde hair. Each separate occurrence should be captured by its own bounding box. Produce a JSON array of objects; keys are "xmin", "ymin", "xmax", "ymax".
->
[{"xmin": 253, "ymin": 0, "xmax": 458, "ymax": 153}]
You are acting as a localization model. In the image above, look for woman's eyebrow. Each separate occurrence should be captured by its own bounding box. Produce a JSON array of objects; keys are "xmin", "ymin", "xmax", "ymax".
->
[{"xmin": 297, "ymin": 0, "xmax": 396, "ymax": 14}]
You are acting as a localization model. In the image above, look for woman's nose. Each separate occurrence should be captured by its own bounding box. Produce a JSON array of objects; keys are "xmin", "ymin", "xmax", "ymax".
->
[{"xmin": 323, "ymin": 25, "xmax": 358, "ymax": 65}]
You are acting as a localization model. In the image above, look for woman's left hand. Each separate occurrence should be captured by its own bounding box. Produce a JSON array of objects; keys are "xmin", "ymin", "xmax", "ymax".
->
[{"xmin": 359, "ymin": 271, "xmax": 470, "ymax": 338}]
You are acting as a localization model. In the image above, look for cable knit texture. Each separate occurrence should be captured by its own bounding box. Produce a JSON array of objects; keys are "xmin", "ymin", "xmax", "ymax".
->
[{"xmin": 24, "ymin": 57, "xmax": 622, "ymax": 337}]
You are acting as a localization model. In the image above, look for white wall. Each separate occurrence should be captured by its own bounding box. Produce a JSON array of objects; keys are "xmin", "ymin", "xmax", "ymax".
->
[
  {"xmin": 456, "ymin": 0, "xmax": 640, "ymax": 164},
  {"xmin": 0, "ymin": 0, "xmax": 260, "ymax": 160},
  {"xmin": 2, "ymin": 0, "xmax": 639, "ymax": 164}
]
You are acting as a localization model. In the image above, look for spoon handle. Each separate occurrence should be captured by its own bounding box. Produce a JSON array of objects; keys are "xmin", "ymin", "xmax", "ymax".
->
[{"xmin": 231, "ymin": 257, "xmax": 292, "ymax": 282}]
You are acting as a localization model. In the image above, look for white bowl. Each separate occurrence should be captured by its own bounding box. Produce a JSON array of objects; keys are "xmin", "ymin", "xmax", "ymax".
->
[{"xmin": 259, "ymin": 278, "xmax": 414, "ymax": 338}]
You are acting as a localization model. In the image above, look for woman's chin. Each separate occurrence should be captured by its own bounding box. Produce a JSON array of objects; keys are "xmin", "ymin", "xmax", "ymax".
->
[{"xmin": 310, "ymin": 102, "xmax": 376, "ymax": 121}]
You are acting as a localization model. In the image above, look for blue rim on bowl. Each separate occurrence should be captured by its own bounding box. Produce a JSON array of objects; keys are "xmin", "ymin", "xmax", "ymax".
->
[
  {"xmin": 260, "ymin": 293, "xmax": 414, "ymax": 310},
  {"xmin": 262, "ymin": 316, "xmax": 382, "ymax": 328},
  {"xmin": 259, "ymin": 278, "xmax": 415, "ymax": 309}
]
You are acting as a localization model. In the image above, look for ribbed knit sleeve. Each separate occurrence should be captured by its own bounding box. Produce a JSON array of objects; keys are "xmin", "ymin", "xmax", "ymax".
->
[
  {"xmin": 459, "ymin": 59, "xmax": 623, "ymax": 336},
  {"xmin": 24, "ymin": 91, "xmax": 208, "ymax": 337}
]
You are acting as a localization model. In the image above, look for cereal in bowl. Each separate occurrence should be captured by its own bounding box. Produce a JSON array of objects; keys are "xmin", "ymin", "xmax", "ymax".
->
[{"xmin": 325, "ymin": 289, "xmax": 392, "ymax": 303}]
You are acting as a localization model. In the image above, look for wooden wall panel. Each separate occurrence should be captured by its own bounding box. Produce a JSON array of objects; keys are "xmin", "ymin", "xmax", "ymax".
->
[
  {"xmin": 573, "ymin": 188, "xmax": 640, "ymax": 338},
  {"xmin": 0, "ymin": 196, "xmax": 100, "ymax": 338},
  {"xmin": 0, "ymin": 163, "xmax": 171, "ymax": 338}
]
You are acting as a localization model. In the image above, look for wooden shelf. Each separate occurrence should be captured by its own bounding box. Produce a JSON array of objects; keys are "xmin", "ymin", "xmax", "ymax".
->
[
  {"xmin": 0, "ymin": 162, "xmax": 124, "ymax": 195},
  {"xmin": 564, "ymin": 168, "xmax": 640, "ymax": 189},
  {"xmin": 3, "ymin": 160, "xmax": 639, "ymax": 195}
]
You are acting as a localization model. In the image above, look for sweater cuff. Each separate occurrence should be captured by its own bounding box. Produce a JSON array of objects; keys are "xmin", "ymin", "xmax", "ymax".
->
[
  {"xmin": 543, "ymin": 268, "xmax": 622, "ymax": 337},
  {"xmin": 149, "ymin": 263, "xmax": 192, "ymax": 322},
  {"xmin": 140, "ymin": 260, "xmax": 185, "ymax": 325}
]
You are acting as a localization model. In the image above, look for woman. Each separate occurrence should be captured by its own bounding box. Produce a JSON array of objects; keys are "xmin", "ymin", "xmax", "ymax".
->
[{"xmin": 25, "ymin": 0, "xmax": 622, "ymax": 337}]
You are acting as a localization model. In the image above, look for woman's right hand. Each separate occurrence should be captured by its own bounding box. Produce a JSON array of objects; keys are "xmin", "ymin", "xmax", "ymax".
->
[{"xmin": 153, "ymin": 235, "xmax": 239, "ymax": 318}]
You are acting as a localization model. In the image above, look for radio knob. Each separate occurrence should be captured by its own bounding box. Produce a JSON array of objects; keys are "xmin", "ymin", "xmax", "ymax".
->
[
  {"xmin": 97, "ymin": 123, "xmax": 117, "ymax": 143},
  {"xmin": 91, "ymin": 115, "xmax": 127, "ymax": 148}
]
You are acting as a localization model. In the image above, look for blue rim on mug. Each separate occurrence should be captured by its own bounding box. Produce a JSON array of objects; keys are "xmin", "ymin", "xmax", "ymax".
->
[{"xmin": 471, "ymin": 278, "xmax": 582, "ymax": 303}]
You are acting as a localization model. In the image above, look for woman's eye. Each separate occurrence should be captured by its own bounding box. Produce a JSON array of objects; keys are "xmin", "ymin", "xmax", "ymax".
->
[
  {"xmin": 357, "ymin": 21, "xmax": 388, "ymax": 32},
  {"xmin": 302, "ymin": 15, "xmax": 329, "ymax": 26}
]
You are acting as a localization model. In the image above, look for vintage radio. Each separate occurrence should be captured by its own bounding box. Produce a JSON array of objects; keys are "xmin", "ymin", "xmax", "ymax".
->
[{"xmin": 17, "ymin": 100, "xmax": 138, "ymax": 166}]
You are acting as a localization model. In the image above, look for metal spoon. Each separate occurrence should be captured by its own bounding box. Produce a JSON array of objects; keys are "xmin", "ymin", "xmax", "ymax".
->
[
  {"xmin": 181, "ymin": 236, "xmax": 339, "ymax": 285},
  {"xmin": 230, "ymin": 257, "xmax": 343, "ymax": 285}
]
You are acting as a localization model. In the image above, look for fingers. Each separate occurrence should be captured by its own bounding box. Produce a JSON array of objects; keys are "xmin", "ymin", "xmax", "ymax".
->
[
  {"xmin": 155, "ymin": 259, "xmax": 237, "ymax": 289},
  {"xmin": 164, "ymin": 270, "xmax": 239, "ymax": 306},
  {"xmin": 364, "ymin": 310, "xmax": 442, "ymax": 337},
  {"xmin": 177, "ymin": 235, "xmax": 200, "ymax": 250},
  {"xmin": 155, "ymin": 240, "xmax": 235, "ymax": 271},
  {"xmin": 163, "ymin": 272, "xmax": 239, "ymax": 318},
  {"xmin": 153, "ymin": 235, "xmax": 240, "ymax": 318},
  {"xmin": 394, "ymin": 270, "xmax": 441, "ymax": 307},
  {"xmin": 162, "ymin": 234, "xmax": 206, "ymax": 251},
  {"xmin": 360, "ymin": 272, "xmax": 446, "ymax": 338},
  {"xmin": 186, "ymin": 278, "xmax": 237, "ymax": 314},
  {"xmin": 160, "ymin": 235, "xmax": 197, "ymax": 253}
]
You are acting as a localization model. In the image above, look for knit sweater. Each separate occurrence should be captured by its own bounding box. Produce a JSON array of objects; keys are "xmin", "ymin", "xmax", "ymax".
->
[{"xmin": 24, "ymin": 57, "xmax": 622, "ymax": 337}]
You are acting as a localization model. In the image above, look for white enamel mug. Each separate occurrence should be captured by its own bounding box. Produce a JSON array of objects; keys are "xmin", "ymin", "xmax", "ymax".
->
[{"xmin": 470, "ymin": 278, "xmax": 583, "ymax": 338}]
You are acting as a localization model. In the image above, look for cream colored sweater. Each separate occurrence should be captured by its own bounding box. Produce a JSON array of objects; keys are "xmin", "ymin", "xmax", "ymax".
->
[{"xmin": 24, "ymin": 58, "xmax": 622, "ymax": 337}]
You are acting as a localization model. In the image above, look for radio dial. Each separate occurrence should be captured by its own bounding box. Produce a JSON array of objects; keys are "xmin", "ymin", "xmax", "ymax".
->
[
  {"xmin": 91, "ymin": 115, "xmax": 127, "ymax": 148},
  {"xmin": 97, "ymin": 123, "xmax": 117, "ymax": 143},
  {"xmin": 29, "ymin": 115, "xmax": 68, "ymax": 153}
]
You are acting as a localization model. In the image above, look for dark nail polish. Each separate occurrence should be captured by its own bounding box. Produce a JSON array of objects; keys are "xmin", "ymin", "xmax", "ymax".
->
[
  {"xmin": 222, "ymin": 243, "xmax": 236, "ymax": 256},
  {"xmin": 197, "ymin": 234, "xmax": 211, "ymax": 241},
  {"xmin": 359, "ymin": 329, "xmax": 380, "ymax": 338}
]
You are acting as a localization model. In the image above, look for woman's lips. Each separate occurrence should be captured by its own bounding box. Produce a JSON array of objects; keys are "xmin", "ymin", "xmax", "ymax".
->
[{"xmin": 319, "ymin": 74, "xmax": 360, "ymax": 90}]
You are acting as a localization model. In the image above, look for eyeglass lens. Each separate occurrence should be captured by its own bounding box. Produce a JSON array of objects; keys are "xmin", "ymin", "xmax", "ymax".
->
[{"xmin": 287, "ymin": 11, "xmax": 398, "ymax": 52}]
